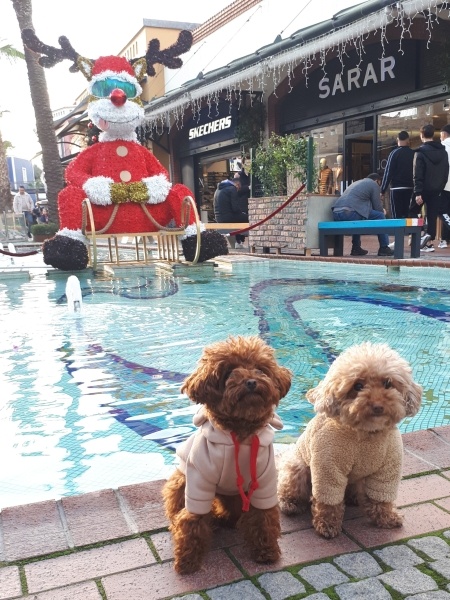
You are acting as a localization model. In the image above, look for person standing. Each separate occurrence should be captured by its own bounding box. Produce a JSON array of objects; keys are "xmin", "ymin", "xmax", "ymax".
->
[
  {"xmin": 331, "ymin": 173, "xmax": 394, "ymax": 257},
  {"xmin": 380, "ymin": 131, "xmax": 414, "ymax": 218},
  {"xmin": 13, "ymin": 185, "xmax": 34, "ymax": 238},
  {"xmin": 438, "ymin": 124, "xmax": 450, "ymax": 248},
  {"xmin": 410, "ymin": 124, "xmax": 449, "ymax": 252}
]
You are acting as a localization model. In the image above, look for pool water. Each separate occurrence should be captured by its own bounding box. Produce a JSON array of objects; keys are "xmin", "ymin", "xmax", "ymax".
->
[{"xmin": 1, "ymin": 259, "xmax": 449, "ymax": 509}]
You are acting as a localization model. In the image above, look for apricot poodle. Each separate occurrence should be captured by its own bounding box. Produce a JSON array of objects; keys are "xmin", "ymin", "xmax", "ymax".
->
[
  {"xmin": 162, "ymin": 335, "xmax": 292, "ymax": 574},
  {"xmin": 277, "ymin": 341, "xmax": 422, "ymax": 539}
]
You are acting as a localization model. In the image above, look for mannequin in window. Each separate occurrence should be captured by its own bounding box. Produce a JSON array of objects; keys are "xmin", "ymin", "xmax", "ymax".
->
[
  {"xmin": 318, "ymin": 158, "xmax": 333, "ymax": 195},
  {"xmin": 333, "ymin": 154, "xmax": 344, "ymax": 196}
]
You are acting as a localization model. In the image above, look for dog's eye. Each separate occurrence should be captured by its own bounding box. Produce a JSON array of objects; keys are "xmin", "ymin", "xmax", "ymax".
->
[
  {"xmin": 384, "ymin": 379, "xmax": 392, "ymax": 389},
  {"xmin": 353, "ymin": 382, "xmax": 364, "ymax": 391},
  {"xmin": 254, "ymin": 369, "xmax": 264, "ymax": 376}
]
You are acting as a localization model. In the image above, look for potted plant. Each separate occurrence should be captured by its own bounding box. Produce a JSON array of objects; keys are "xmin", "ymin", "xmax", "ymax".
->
[
  {"xmin": 249, "ymin": 132, "xmax": 313, "ymax": 196},
  {"xmin": 30, "ymin": 222, "xmax": 59, "ymax": 242}
]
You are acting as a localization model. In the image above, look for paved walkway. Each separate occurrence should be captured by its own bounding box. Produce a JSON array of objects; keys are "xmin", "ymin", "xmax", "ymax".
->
[
  {"xmin": 1, "ymin": 238, "xmax": 450, "ymax": 599},
  {"xmin": 0, "ymin": 426, "xmax": 450, "ymax": 599}
]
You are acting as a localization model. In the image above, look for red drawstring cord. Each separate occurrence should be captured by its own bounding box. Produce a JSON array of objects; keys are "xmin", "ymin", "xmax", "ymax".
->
[{"xmin": 230, "ymin": 431, "xmax": 260, "ymax": 512}]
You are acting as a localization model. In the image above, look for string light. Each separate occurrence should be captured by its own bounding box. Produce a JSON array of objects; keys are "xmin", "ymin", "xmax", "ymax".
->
[{"xmin": 143, "ymin": 0, "xmax": 446, "ymax": 132}]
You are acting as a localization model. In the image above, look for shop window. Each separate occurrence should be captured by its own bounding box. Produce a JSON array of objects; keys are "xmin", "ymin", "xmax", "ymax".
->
[
  {"xmin": 378, "ymin": 100, "xmax": 450, "ymax": 176},
  {"xmin": 308, "ymin": 124, "xmax": 344, "ymax": 195}
]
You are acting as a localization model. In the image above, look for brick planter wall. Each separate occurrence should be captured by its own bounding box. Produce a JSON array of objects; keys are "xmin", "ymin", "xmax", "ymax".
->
[
  {"xmin": 248, "ymin": 193, "xmax": 335, "ymax": 252},
  {"xmin": 248, "ymin": 194, "xmax": 309, "ymax": 251}
]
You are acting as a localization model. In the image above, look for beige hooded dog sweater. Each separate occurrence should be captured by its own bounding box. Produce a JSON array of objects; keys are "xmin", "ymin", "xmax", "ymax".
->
[
  {"xmin": 296, "ymin": 413, "xmax": 403, "ymax": 505},
  {"xmin": 176, "ymin": 407, "xmax": 283, "ymax": 515}
]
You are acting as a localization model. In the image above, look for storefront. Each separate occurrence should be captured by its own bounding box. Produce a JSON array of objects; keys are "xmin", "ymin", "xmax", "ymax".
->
[
  {"xmin": 174, "ymin": 99, "xmax": 245, "ymax": 220},
  {"xmin": 277, "ymin": 29, "xmax": 450, "ymax": 200}
]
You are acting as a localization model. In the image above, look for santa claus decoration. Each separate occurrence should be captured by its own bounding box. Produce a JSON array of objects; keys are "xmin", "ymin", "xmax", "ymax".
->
[{"xmin": 22, "ymin": 29, "xmax": 228, "ymax": 270}]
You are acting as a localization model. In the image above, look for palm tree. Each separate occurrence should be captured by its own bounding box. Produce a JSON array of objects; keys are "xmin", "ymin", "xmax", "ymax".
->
[
  {"xmin": 0, "ymin": 43, "xmax": 24, "ymax": 213},
  {"xmin": 11, "ymin": 0, "xmax": 64, "ymax": 226}
]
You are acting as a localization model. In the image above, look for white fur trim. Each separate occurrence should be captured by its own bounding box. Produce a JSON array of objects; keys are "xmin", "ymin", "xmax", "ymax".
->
[
  {"xmin": 142, "ymin": 175, "xmax": 172, "ymax": 204},
  {"xmin": 89, "ymin": 70, "xmax": 142, "ymax": 96},
  {"xmin": 83, "ymin": 176, "xmax": 114, "ymax": 205},
  {"xmin": 57, "ymin": 228, "xmax": 89, "ymax": 246},
  {"xmin": 181, "ymin": 222, "xmax": 205, "ymax": 240}
]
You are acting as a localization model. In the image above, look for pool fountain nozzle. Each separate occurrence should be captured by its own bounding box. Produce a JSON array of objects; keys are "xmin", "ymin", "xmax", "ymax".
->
[{"xmin": 66, "ymin": 275, "xmax": 83, "ymax": 313}]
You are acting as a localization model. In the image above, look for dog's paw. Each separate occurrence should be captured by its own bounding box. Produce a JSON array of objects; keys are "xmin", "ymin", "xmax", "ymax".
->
[
  {"xmin": 313, "ymin": 518, "xmax": 342, "ymax": 539},
  {"xmin": 278, "ymin": 498, "xmax": 308, "ymax": 516},
  {"xmin": 373, "ymin": 509, "xmax": 403, "ymax": 529},
  {"xmin": 252, "ymin": 544, "xmax": 281, "ymax": 564}
]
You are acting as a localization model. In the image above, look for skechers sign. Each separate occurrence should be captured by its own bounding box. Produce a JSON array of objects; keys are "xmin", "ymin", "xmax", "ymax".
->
[
  {"xmin": 189, "ymin": 116, "xmax": 232, "ymax": 139},
  {"xmin": 182, "ymin": 101, "xmax": 238, "ymax": 153}
]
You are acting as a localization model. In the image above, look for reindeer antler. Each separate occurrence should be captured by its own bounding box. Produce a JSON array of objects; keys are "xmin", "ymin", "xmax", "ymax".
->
[
  {"xmin": 132, "ymin": 30, "xmax": 193, "ymax": 77},
  {"xmin": 21, "ymin": 29, "xmax": 89, "ymax": 73}
]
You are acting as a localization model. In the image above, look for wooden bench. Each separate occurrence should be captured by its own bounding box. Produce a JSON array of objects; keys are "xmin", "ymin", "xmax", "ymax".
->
[
  {"xmin": 318, "ymin": 218, "xmax": 424, "ymax": 259},
  {"xmin": 204, "ymin": 222, "xmax": 249, "ymax": 249}
]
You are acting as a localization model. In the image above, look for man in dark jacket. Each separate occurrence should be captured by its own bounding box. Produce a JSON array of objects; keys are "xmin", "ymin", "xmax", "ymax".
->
[
  {"xmin": 410, "ymin": 124, "xmax": 449, "ymax": 252},
  {"xmin": 381, "ymin": 131, "xmax": 414, "ymax": 218},
  {"xmin": 214, "ymin": 178, "xmax": 248, "ymax": 247}
]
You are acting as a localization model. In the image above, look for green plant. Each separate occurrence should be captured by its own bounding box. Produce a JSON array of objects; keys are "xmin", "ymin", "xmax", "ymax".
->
[
  {"xmin": 30, "ymin": 222, "xmax": 58, "ymax": 236},
  {"xmin": 249, "ymin": 133, "xmax": 313, "ymax": 196}
]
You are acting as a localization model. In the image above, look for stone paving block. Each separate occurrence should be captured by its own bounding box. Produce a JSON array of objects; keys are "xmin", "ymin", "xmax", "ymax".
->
[
  {"xmin": 257, "ymin": 571, "xmax": 306, "ymax": 600},
  {"xmin": 25, "ymin": 538, "xmax": 155, "ymax": 593},
  {"xmin": 207, "ymin": 580, "xmax": 265, "ymax": 600},
  {"xmin": 404, "ymin": 592, "xmax": 450, "ymax": 600},
  {"xmin": 378, "ymin": 566, "xmax": 438, "ymax": 595},
  {"xmin": 305, "ymin": 595, "xmax": 331, "ymax": 600},
  {"xmin": 343, "ymin": 503, "xmax": 450, "ymax": 547},
  {"xmin": 428, "ymin": 558, "xmax": 450, "ymax": 579},
  {"xmin": 280, "ymin": 511, "xmax": 313, "ymax": 534},
  {"xmin": 1, "ymin": 500, "xmax": 69, "ymax": 561},
  {"xmin": 445, "ymin": 530, "xmax": 450, "ymax": 539},
  {"xmin": 397, "ymin": 474, "xmax": 450, "ymax": 506},
  {"xmin": 402, "ymin": 430, "xmax": 450, "ymax": 469},
  {"xmin": 118, "ymin": 481, "xmax": 168, "ymax": 532},
  {"xmin": 402, "ymin": 450, "xmax": 437, "ymax": 476},
  {"xmin": 335, "ymin": 577, "xmax": 392, "ymax": 599},
  {"xmin": 334, "ymin": 551, "xmax": 383, "ymax": 578},
  {"xmin": 61, "ymin": 489, "xmax": 133, "ymax": 547},
  {"xmin": 297, "ymin": 563, "xmax": 349, "ymax": 591},
  {"xmin": 101, "ymin": 550, "xmax": 243, "ymax": 600},
  {"xmin": 0, "ymin": 566, "xmax": 21, "ymax": 600},
  {"xmin": 230, "ymin": 527, "xmax": 359, "ymax": 575},
  {"xmin": 151, "ymin": 531, "xmax": 173, "ymax": 561},
  {"xmin": 408, "ymin": 536, "xmax": 450, "ymax": 559},
  {"xmin": 31, "ymin": 581, "xmax": 102, "ymax": 599},
  {"xmin": 171, "ymin": 595, "xmax": 203, "ymax": 600},
  {"xmin": 437, "ymin": 498, "xmax": 450, "ymax": 512},
  {"xmin": 374, "ymin": 544, "xmax": 424, "ymax": 568}
]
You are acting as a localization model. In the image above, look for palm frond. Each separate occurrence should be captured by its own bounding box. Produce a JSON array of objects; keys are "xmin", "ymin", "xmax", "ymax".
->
[{"xmin": 0, "ymin": 42, "xmax": 25, "ymax": 62}]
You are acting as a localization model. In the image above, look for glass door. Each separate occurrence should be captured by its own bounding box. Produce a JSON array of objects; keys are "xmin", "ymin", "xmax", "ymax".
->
[{"xmin": 344, "ymin": 117, "xmax": 375, "ymax": 188}]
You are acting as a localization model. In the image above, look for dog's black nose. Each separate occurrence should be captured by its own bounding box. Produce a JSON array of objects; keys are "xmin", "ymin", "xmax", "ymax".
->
[
  {"xmin": 246, "ymin": 379, "xmax": 257, "ymax": 391},
  {"xmin": 372, "ymin": 405, "xmax": 384, "ymax": 415}
]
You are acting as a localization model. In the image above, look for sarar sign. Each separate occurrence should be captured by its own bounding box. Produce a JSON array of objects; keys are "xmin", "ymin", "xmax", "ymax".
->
[
  {"xmin": 280, "ymin": 39, "xmax": 417, "ymax": 130},
  {"xmin": 318, "ymin": 56, "xmax": 395, "ymax": 99}
]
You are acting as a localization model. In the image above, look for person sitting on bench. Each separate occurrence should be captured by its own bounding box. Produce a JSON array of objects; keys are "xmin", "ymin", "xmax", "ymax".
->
[
  {"xmin": 214, "ymin": 177, "xmax": 249, "ymax": 249},
  {"xmin": 331, "ymin": 173, "xmax": 394, "ymax": 257}
]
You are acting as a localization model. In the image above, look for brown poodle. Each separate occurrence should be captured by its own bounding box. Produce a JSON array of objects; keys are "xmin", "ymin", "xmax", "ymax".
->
[
  {"xmin": 277, "ymin": 341, "xmax": 422, "ymax": 539},
  {"xmin": 162, "ymin": 335, "xmax": 292, "ymax": 574}
]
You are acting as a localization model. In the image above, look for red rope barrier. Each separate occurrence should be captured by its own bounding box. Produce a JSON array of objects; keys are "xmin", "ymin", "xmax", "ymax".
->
[
  {"xmin": 0, "ymin": 248, "xmax": 40, "ymax": 257},
  {"xmin": 229, "ymin": 182, "xmax": 306, "ymax": 236}
]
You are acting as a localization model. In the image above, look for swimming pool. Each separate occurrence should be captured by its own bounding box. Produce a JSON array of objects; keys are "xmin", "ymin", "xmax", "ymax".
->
[{"xmin": 1, "ymin": 257, "xmax": 449, "ymax": 509}]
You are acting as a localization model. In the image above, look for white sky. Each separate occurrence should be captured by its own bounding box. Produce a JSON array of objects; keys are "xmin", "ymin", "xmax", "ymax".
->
[{"xmin": 0, "ymin": 0, "xmax": 361, "ymax": 163}]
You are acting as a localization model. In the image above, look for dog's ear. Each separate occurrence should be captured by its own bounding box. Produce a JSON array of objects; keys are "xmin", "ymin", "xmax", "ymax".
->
[
  {"xmin": 404, "ymin": 381, "xmax": 422, "ymax": 417},
  {"xmin": 181, "ymin": 367, "xmax": 222, "ymax": 405},
  {"xmin": 306, "ymin": 381, "xmax": 340, "ymax": 417},
  {"xmin": 274, "ymin": 366, "xmax": 292, "ymax": 400}
]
